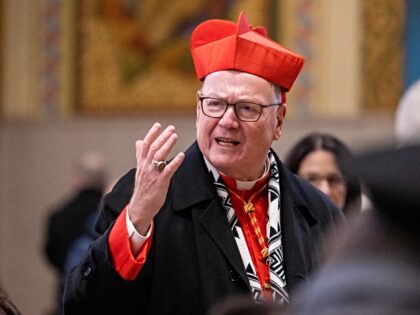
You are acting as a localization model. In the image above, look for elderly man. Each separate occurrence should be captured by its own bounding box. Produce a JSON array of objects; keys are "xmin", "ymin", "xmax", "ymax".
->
[{"xmin": 64, "ymin": 12, "xmax": 342, "ymax": 314}]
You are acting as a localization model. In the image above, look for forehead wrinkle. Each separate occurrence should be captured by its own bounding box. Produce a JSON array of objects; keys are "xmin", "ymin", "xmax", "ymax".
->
[{"xmin": 202, "ymin": 72, "xmax": 275, "ymax": 104}]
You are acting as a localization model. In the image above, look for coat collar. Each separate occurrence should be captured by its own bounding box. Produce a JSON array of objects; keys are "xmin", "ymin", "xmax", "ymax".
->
[
  {"xmin": 172, "ymin": 142, "xmax": 218, "ymax": 211},
  {"xmin": 172, "ymin": 142, "xmax": 317, "ymax": 225},
  {"xmin": 275, "ymin": 157, "xmax": 317, "ymax": 227}
]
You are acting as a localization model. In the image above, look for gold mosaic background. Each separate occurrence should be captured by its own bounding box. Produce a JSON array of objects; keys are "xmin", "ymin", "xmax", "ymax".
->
[
  {"xmin": 361, "ymin": 0, "xmax": 405, "ymax": 113},
  {"xmin": 78, "ymin": 0, "xmax": 270, "ymax": 114}
]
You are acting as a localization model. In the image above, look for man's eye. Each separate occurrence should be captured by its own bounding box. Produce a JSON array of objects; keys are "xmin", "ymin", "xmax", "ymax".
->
[
  {"xmin": 207, "ymin": 99, "xmax": 223, "ymax": 106},
  {"xmin": 239, "ymin": 103, "xmax": 258, "ymax": 112}
]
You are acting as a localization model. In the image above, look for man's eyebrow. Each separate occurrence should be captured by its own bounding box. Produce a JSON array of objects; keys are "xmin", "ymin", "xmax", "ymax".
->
[{"xmin": 201, "ymin": 94, "xmax": 267, "ymax": 104}]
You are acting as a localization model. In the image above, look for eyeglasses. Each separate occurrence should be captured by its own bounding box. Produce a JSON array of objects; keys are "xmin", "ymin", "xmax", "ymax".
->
[
  {"xmin": 303, "ymin": 175, "xmax": 346, "ymax": 190},
  {"xmin": 199, "ymin": 95, "xmax": 281, "ymax": 122}
]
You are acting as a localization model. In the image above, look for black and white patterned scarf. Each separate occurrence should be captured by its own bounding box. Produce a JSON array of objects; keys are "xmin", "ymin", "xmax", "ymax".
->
[{"xmin": 205, "ymin": 151, "xmax": 289, "ymax": 304}]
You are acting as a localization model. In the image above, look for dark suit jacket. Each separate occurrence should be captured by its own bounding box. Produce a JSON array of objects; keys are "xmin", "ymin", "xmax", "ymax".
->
[{"xmin": 64, "ymin": 142, "xmax": 342, "ymax": 315}]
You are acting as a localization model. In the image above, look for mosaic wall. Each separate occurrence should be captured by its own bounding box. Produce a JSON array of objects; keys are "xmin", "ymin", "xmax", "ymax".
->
[
  {"xmin": 361, "ymin": 0, "xmax": 405, "ymax": 112},
  {"xmin": 37, "ymin": 0, "xmax": 407, "ymax": 116}
]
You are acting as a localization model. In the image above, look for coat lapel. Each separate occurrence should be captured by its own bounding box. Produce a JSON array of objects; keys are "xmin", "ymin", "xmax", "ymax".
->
[
  {"xmin": 172, "ymin": 142, "xmax": 250, "ymax": 288},
  {"xmin": 277, "ymin": 161, "xmax": 317, "ymax": 292},
  {"xmin": 281, "ymin": 191, "xmax": 312, "ymax": 291},
  {"xmin": 198, "ymin": 200, "xmax": 250, "ymax": 286}
]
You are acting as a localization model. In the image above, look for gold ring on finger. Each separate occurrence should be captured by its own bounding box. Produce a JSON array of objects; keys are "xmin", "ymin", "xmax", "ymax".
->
[{"xmin": 152, "ymin": 159, "xmax": 167, "ymax": 171}]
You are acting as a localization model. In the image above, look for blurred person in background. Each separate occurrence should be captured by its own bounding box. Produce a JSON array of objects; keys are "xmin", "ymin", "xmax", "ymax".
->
[
  {"xmin": 63, "ymin": 178, "xmax": 118, "ymax": 276},
  {"xmin": 44, "ymin": 151, "xmax": 108, "ymax": 315},
  {"xmin": 64, "ymin": 12, "xmax": 342, "ymax": 315},
  {"xmin": 395, "ymin": 80, "xmax": 420, "ymax": 146},
  {"xmin": 285, "ymin": 133, "xmax": 361, "ymax": 216},
  {"xmin": 286, "ymin": 144, "xmax": 420, "ymax": 315}
]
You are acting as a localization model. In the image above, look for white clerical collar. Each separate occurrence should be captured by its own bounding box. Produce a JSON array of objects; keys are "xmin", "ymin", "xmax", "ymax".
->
[{"xmin": 203, "ymin": 156, "xmax": 270, "ymax": 190}]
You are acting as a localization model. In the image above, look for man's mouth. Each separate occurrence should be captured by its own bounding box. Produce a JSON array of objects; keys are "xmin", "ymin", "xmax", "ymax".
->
[{"xmin": 215, "ymin": 137, "xmax": 240, "ymax": 146}]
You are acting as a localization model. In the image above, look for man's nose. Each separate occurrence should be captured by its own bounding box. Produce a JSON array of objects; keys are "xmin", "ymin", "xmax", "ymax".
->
[{"xmin": 218, "ymin": 106, "xmax": 239, "ymax": 128}]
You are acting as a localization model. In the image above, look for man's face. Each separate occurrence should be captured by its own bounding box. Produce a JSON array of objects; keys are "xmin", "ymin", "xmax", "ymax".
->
[{"xmin": 196, "ymin": 70, "xmax": 286, "ymax": 181}]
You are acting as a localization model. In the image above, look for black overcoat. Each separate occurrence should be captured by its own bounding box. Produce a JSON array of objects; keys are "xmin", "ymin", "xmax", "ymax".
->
[{"xmin": 64, "ymin": 142, "xmax": 342, "ymax": 315}]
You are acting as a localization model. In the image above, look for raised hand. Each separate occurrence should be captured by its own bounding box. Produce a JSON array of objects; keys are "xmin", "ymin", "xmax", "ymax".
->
[{"xmin": 128, "ymin": 123, "xmax": 185, "ymax": 235}]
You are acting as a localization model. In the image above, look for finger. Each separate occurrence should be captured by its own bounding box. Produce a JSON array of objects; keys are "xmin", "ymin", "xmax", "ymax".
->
[
  {"xmin": 140, "ymin": 122, "xmax": 162, "ymax": 160},
  {"xmin": 135, "ymin": 141, "xmax": 143, "ymax": 182},
  {"xmin": 162, "ymin": 152, "xmax": 185, "ymax": 177},
  {"xmin": 135, "ymin": 140, "xmax": 143, "ymax": 160},
  {"xmin": 154, "ymin": 133, "xmax": 178, "ymax": 161},
  {"xmin": 147, "ymin": 125, "xmax": 176, "ymax": 161}
]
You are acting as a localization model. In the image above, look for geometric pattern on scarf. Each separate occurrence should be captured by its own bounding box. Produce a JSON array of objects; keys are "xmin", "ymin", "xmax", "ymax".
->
[{"xmin": 205, "ymin": 151, "xmax": 289, "ymax": 304}]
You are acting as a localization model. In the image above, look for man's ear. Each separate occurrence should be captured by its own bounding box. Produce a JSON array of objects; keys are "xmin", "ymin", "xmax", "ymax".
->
[{"xmin": 273, "ymin": 104, "xmax": 287, "ymax": 141}]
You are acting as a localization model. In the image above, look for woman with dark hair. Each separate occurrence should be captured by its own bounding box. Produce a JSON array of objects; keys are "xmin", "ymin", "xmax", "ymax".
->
[{"xmin": 285, "ymin": 133, "xmax": 361, "ymax": 216}]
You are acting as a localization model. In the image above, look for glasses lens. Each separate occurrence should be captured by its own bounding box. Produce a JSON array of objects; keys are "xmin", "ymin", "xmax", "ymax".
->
[
  {"xmin": 202, "ymin": 98, "xmax": 226, "ymax": 117},
  {"xmin": 236, "ymin": 103, "xmax": 261, "ymax": 121}
]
